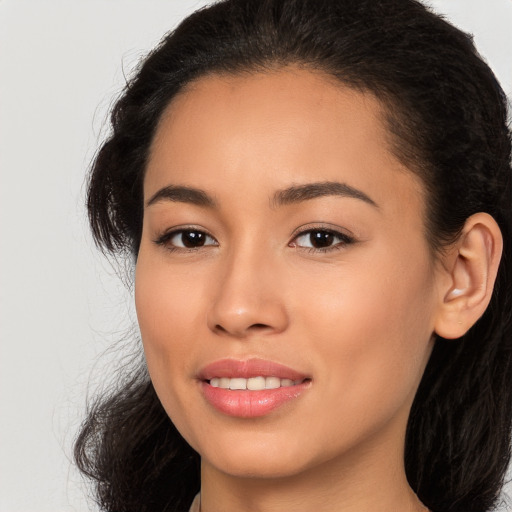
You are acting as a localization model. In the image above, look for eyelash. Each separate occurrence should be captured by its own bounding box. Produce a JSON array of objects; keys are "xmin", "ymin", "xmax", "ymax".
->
[
  {"xmin": 153, "ymin": 226, "xmax": 355, "ymax": 254},
  {"xmin": 290, "ymin": 226, "xmax": 355, "ymax": 253},
  {"xmin": 154, "ymin": 227, "xmax": 218, "ymax": 253}
]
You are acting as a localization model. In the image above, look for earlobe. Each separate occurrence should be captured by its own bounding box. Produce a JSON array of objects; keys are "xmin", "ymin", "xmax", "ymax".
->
[{"xmin": 434, "ymin": 213, "xmax": 503, "ymax": 339}]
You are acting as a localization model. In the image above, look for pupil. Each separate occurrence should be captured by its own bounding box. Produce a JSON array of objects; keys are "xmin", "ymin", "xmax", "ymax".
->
[
  {"xmin": 311, "ymin": 231, "xmax": 333, "ymax": 248},
  {"xmin": 182, "ymin": 231, "xmax": 205, "ymax": 248}
]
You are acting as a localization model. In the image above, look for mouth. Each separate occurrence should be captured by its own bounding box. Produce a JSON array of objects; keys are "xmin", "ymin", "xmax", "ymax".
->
[{"xmin": 199, "ymin": 358, "xmax": 311, "ymax": 417}]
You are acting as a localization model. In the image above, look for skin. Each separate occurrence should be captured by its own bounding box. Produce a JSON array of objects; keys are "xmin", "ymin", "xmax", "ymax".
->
[{"xmin": 135, "ymin": 68, "xmax": 502, "ymax": 512}]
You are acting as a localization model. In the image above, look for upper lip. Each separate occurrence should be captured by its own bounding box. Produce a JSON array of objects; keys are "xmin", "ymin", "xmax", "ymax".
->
[{"xmin": 198, "ymin": 358, "xmax": 309, "ymax": 381}]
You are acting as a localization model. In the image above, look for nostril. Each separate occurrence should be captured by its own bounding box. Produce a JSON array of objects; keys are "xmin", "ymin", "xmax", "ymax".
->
[
  {"xmin": 213, "ymin": 322, "xmax": 271, "ymax": 336},
  {"xmin": 250, "ymin": 323, "xmax": 270, "ymax": 329}
]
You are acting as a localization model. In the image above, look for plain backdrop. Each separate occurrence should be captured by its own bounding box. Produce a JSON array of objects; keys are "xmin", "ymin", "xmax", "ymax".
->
[{"xmin": 0, "ymin": 1, "xmax": 511, "ymax": 511}]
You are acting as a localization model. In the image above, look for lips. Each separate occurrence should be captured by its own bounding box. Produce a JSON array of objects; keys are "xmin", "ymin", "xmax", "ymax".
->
[
  {"xmin": 199, "ymin": 358, "xmax": 308, "ymax": 380},
  {"xmin": 198, "ymin": 358, "xmax": 311, "ymax": 418}
]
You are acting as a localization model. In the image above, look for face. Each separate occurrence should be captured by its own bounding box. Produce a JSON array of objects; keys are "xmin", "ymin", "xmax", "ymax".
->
[{"xmin": 135, "ymin": 68, "xmax": 441, "ymax": 480}]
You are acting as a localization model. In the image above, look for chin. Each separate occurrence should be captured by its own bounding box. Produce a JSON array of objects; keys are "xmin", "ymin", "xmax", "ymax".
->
[
  {"xmin": 209, "ymin": 452, "xmax": 310, "ymax": 479},
  {"xmin": 197, "ymin": 429, "xmax": 319, "ymax": 479}
]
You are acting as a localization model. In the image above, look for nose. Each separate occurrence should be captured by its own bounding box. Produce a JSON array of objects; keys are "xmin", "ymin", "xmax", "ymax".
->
[{"xmin": 206, "ymin": 247, "xmax": 289, "ymax": 339}]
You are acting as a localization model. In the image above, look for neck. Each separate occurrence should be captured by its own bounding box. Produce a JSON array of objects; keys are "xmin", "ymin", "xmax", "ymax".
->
[{"xmin": 199, "ymin": 414, "xmax": 426, "ymax": 512}]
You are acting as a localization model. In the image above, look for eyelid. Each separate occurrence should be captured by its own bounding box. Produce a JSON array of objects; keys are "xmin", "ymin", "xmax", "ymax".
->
[
  {"xmin": 290, "ymin": 222, "xmax": 355, "ymax": 240},
  {"xmin": 289, "ymin": 223, "xmax": 356, "ymax": 252},
  {"xmin": 153, "ymin": 225, "xmax": 218, "ymax": 250}
]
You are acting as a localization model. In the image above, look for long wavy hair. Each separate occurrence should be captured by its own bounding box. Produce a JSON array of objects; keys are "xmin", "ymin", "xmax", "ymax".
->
[{"xmin": 75, "ymin": 1, "xmax": 512, "ymax": 511}]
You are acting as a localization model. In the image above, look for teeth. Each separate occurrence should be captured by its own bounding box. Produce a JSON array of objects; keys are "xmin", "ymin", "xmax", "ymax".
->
[
  {"xmin": 265, "ymin": 376, "xmax": 280, "ymax": 389},
  {"xmin": 229, "ymin": 378, "xmax": 246, "ymax": 390},
  {"xmin": 209, "ymin": 376, "xmax": 303, "ymax": 390},
  {"xmin": 247, "ymin": 376, "xmax": 266, "ymax": 390}
]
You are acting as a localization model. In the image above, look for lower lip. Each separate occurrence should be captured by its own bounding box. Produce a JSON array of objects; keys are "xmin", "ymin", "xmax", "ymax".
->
[{"xmin": 201, "ymin": 381, "xmax": 310, "ymax": 418}]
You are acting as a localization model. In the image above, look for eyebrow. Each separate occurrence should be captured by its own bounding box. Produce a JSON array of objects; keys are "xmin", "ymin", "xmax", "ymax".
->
[
  {"xmin": 146, "ymin": 185, "xmax": 218, "ymax": 208},
  {"xmin": 146, "ymin": 181, "xmax": 378, "ymax": 209},
  {"xmin": 270, "ymin": 181, "xmax": 378, "ymax": 208}
]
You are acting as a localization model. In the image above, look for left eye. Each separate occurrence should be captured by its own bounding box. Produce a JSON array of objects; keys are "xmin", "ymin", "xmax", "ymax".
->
[{"xmin": 291, "ymin": 229, "xmax": 353, "ymax": 250}]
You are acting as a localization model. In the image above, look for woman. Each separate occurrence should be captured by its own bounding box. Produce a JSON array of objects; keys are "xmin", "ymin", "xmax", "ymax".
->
[{"xmin": 75, "ymin": 0, "xmax": 512, "ymax": 511}]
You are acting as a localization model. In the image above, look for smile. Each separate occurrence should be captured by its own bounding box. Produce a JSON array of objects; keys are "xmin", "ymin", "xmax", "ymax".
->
[
  {"xmin": 209, "ymin": 376, "xmax": 305, "ymax": 390},
  {"xmin": 199, "ymin": 359, "xmax": 311, "ymax": 417}
]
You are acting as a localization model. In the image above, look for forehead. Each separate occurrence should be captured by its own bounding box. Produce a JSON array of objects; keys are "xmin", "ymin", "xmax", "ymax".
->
[
  {"xmin": 150, "ymin": 68, "xmax": 390, "ymax": 167},
  {"xmin": 145, "ymin": 67, "xmax": 424, "ymax": 218}
]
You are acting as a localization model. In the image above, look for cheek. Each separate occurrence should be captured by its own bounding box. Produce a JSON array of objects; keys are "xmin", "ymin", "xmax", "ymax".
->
[
  {"xmin": 293, "ymin": 248, "xmax": 435, "ymax": 429},
  {"xmin": 134, "ymin": 253, "xmax": 216, "ymax": 454},
  {"xmin": 134, "ymin": 249, "xmax": 205, "ymax": 406},
  {"xmin": 136, "ymin": 265, "xmax": 188, "ymax": 359}
]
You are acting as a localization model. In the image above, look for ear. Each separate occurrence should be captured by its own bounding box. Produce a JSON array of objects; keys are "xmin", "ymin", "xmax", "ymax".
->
[{"xmin": 434, "ymin": 213, "xmax": 503, "ymax": 339}]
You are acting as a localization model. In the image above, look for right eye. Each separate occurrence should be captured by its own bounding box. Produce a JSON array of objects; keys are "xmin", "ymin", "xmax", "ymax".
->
[{"xmin": 155, "ymin": 229, "xmax": 218, "ymax": 251}]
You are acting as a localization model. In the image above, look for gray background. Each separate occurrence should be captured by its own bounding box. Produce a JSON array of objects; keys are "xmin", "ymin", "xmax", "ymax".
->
[{"xmin": 1, "ymin": 1, "xmax": 511, "ymax": 510}]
